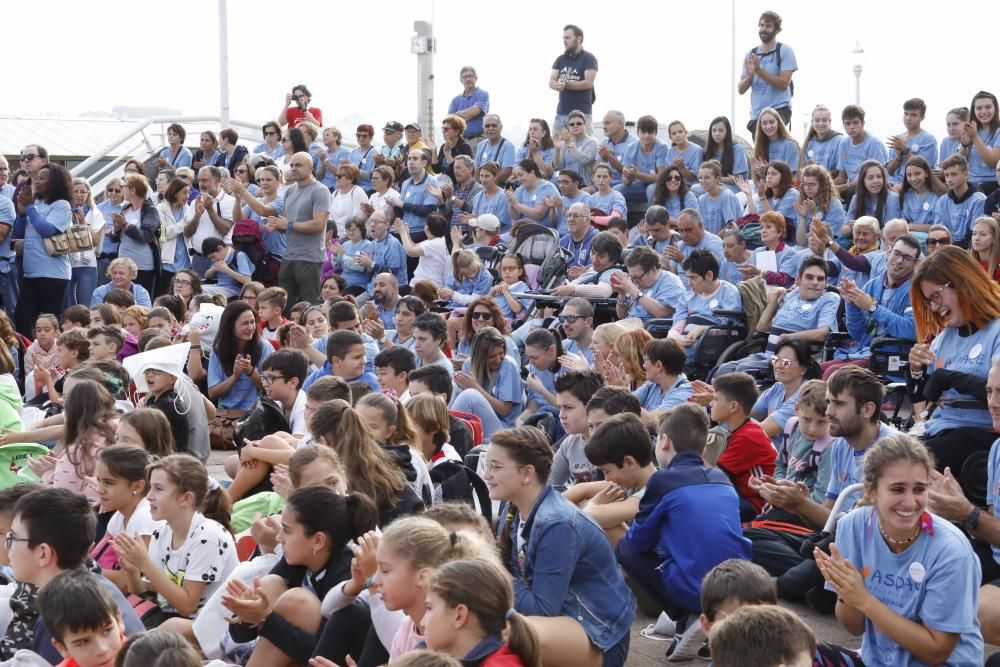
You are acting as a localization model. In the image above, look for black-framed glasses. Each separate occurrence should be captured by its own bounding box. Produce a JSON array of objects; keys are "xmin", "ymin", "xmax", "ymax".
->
[
  {"xmin": 888, "ymin": 249, "xmax": 918, "ymax": 264},
  {"xmin": 558, "ymin": 314, "xmax": 583, "ymax": 324},
  {"xmin": 629, "ymin": 268, "xmax": 651, "ymax": 283},
  {"xmin": 261, "ymin": 373, "xmax": 285, "ymax": 386},
  {"xmin": 665, "ymin": 175, "xmax": 682, "ymax": 182},
  {"xmin": 235, "ymin": 169, "xmax": 248, "ymax": 175},
  {"xmin": 107, "ymin": 188, "xmax": 122, "ymax": 193},
  {"xmin": 19, "ymin": 154, "xmax": 37, "ymax": 163},
  {"xmin": 5, "ymin": 531, "xmax": 30, "ymax": 551},
  {"xmin": 470, "ymin": 311, "xmax": 493, "ymax": 320},
  {"xmin": 924, "ymin": 282, "xmax": 952, "ymax": 306},
  {"xmin": 568, "ymin": 122, "xmax": 584, "ymax": 127},
  {"xmin": 926, "ymin": 237, "xmax": 950, "ymax": 247},
  {"xmin": 264, "ymin": 131, "xmax": 279, "ymax": 136}
]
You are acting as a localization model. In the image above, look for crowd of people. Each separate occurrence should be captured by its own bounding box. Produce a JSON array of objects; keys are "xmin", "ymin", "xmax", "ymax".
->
[{"xmin": 1, "ymin": 10, "xmax": 1000, "ymax": 667}]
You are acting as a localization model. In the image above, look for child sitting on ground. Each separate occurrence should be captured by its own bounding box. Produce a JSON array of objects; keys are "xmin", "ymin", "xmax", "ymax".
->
[
  {"xmin": 549, "ymin": 370, "xmax": 606, "ymax": 492},
  {"xmin": 563, "ymin": 413, "xmax": 656, "ymax": 544},
  {"xmin": 710, "ymin": 372, "xmax": 777, "ymax": 521},
  {"xmin": 36, "ymin": 570, "xmax": 125, "ymax": 667}
]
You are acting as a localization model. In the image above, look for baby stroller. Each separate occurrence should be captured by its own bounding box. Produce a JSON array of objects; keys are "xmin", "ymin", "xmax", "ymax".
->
[{"xmin": 507, "ymin": 223, "xmax": 573, "ymax": 319}]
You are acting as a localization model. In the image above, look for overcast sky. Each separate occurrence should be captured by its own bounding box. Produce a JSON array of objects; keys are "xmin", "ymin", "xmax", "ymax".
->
[{"xmin": 5, "ymin": 0, "xmax": 999, "ymax": 145}]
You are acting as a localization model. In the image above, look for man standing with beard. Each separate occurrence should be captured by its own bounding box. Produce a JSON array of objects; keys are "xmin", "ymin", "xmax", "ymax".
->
[
  {"xmin": 738, "ymin": 10, "xmax": 797, "ymax": 135},
  {"xmin": 744, "ymin": 367, "xmax": 893, "ymax": 612},
  {"xmin": 549, "ymin": 24, "xmax": 598, "ymax": 134}
]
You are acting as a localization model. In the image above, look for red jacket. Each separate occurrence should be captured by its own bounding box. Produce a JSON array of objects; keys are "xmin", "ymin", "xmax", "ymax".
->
[
  {"xmin": 717, "ymin": 419, "xmax": 776, "ymax": 513},
  {"xmin": 481, "ymin": 643, "xmax": 526, "ymax": 667}
]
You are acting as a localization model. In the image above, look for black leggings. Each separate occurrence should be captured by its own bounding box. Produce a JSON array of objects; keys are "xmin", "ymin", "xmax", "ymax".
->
[
  {"xmin": 312, "ymin": 599, "xmax": 388, "ymax": 667},
  {"xmin": 745, "ymin": 527, "xmax": 824, "ymax": 601},
  {"xmin": 15, "ymin": 277, "xmax": 69, "ymax": 337}
]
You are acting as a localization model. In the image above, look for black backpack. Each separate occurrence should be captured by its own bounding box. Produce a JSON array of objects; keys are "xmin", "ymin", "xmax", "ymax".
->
[
  {"xmin": 233, "ymin": 395, "xmax": 289, "ymax": 452},
  {"xmin": 429, "ymin": 460, "xmax": 492, "ymax": 524},
  {"xmin": 231, "ymin": 219, "xmax": 266, "ymax": 281},
  {"xmin": 752, "ymin": 42, "xmax": 794, "ymax": 96}
]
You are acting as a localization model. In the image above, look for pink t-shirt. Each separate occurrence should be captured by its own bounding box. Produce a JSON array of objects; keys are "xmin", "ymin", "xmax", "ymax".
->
[
  {"xmin": 49, "ymin": 424, "xmax": 115, "ymax": 502},
  {"xmin": 389, "ymin": 618, "xmax": 424, "ymax": 659}
]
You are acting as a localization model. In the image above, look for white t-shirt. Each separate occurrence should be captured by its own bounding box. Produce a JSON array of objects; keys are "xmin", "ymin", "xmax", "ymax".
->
[
  {"xmin": 412, "ymin": 236, "xmax": 448, "ymax": 286},
  {"xmin": 187, "ymin": 191, "xmax": 237, "ymax": 251},
  {"xmin": 288, "ymin": 390, "xmax": 308, "ymax": 436},
  {"xmin": 368, "ymin": 189, "xmax": 399, "ymax": 216},
  {"xmin": 106, "ymin": 498, "xmax": 163, "ymax": 537},
  {"xmin": 146, "ymin": 512, "xmax": 238, "ymax": 615},
  {"xmin": 69, "ymin": 207, "xmax": 106, "ymax": 268}
]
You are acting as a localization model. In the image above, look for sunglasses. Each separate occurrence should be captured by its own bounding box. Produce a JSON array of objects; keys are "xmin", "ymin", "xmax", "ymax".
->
[
  {"xmin": 264, "ymin": 131, "xmax": 279, "ymax": 136},
  {"xmin": 568, "ymin": 122, "xmax": 584, "ymax": 127},
  {"xmin": 235, "ymin": 169, "xmax": 248, "ymax": 174},
  {"xmin": 470, "ymin": 311, "xmax": 493, "ymax": 320},
  {"xmin": 107, "ymin": 188, "xmax": 123, "ymax": 193},
  {"xmin": 19, "ymin": 154, "xmax": 37, "ymax": 162},
  {"xmin": 926, "ymin": 238, "xmax": 950, "ymax": 247},
  {"xmin": 665, "ymin": 175, "xmax": 682, "ymax": 182}
]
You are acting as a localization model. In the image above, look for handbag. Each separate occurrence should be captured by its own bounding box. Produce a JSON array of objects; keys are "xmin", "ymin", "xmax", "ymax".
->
[
  {"xmin": 43, "ymin": 216, "xmax": 95, "ymax": 257},
  {"xmin": 209, "ymin": 407, "xmax": 245, "ymax": 450}
]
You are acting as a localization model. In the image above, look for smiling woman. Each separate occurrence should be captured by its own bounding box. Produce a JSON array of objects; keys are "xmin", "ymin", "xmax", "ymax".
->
[{"xmin": 909, "ymin": 246, "xmax": 1000, "ymax": 484}]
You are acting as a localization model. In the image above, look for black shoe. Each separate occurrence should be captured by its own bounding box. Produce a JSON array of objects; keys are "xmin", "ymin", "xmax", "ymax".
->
[{"xmin": 805, "ymin": 586, "xmax": 837, "ymax": 615}]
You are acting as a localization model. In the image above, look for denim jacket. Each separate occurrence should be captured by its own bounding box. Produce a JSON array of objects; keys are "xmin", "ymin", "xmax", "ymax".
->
[{"xmin": 499, "ymin": 484, "xmax": 635, "ymax": 650}]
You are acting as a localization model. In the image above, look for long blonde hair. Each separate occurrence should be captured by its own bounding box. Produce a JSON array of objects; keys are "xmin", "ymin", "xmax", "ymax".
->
[
  {"xmin": 971, "ymin": 216, "xmax": 1000, "ymax": 280},
  {"xmin": 379, "ymin": 517, "xmax": 496, "ymax": 571}
]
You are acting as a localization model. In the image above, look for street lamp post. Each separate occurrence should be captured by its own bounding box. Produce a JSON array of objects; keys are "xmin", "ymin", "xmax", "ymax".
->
[{"xmin": 850, "ymin": 41, "xmax": 865, "ymax": 106}]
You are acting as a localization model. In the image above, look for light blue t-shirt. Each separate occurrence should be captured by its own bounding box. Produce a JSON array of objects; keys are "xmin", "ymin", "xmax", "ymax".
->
[
  {"xmin": 417, "ymin": 352, "xmax": 455, "ymax": 378},
  {"xmin": 835, "ymin": 133, "xmax": 889, "ymax": 183},
  {"xmin": 887, "ymin": 130, "xmax": 937, "ymax": 186},
  {"xmin": 628, "ymin": 270, "xmax": 686, "ymax": 320},
  {"xmin": 0, "ymin": 196, "xmax": 15, "ymax": 270},
  {"xmin": 697, "ymin": 190, "xmax": 743, "ymax": 234},
  {"xmin": 847, "ymin": 191, "xmax": 902, "ymax": 224},
  {"xmin": 671, "ymin": 232, "xmax": 725, "ymax": 290},
  {"xmin": 601, "ymin": 132, "xmax": 639, "ymax": 186},
  {"xmin": 666, "ymin": 144, "xmax": 704, "ymax": 185},
  {"xmin": 969, "ymin": 128, "xmax": 1000, "ymax": 183},
  {"xmin": 934, "ymin": 190, "xmax": 987, "ymax": 244},
  {"xmin": 21, "ymin": 200, "xmax": 72, "ymax": 280},
  {"xmin": 474, "ymin": 138, "xmax": 515, "ymax": 171},
  {"xmin": 461, "ymin": 355, "xmax": 524, "ymax": 426},
  {"xmin": 319, "ymin": 146, "xmax": 352, "ymax": 189},
  {"xmin": 445, "ymin": 268, "xmax": 494, "ymax": 309},
  {"xmin": 208, "ymin": 339, "xmax": 274, "ymax": 411},
  {"xmin": 681, "ymin": 281, "xmax": 743, "ymax": 324},
  {"xmin": 555, "ymin": 191, "xmax": 591, "ymax": 235},
  {"xmin": 825, "ymin": 422, "xmax": 897, "ymax": 508},
  {"xmin": 588, "ymin": 189, "xmax": 627, "ymax": 218},
  {"xmin": 97, "ymin": 200, "xmax": 121, "ymax": 255},
  {"xmin": 158, "ymin": 146, "xmax": 193, "ymax": 169},
  {"xmin": 770, "ymin": 289, "xmax": 840, "ymax": 343},
  {"xmin": 253, "ymin": 143, "xmax": 285, "ymax": 160},
  {"xmin": 562, "ymin": 338, "xmax": 594, "ymax": 365},
  {"xmin": 752, "ymin": 381, "xmax": 800, "ymax": 449},
  {"xmin": 938, "ymin": 136, "xmax": 961, "ymax": 168},
  {"xmin": 635, "ymin": 374, "xmax": 692, "ymax": 412},
  {"xmin": 493, "ymin": 281, "xmax": 531, "ymax": 320},
  {"xmin": 448, "ymin": 88, "xmax": 490, "ymax": 137},
  {"xmin": 987, "ymin": 437, "xmax": 1000, "ymax": 565},
  {"xmin": 924, "ymin": 317, "xmax": 1000, "ymax": 436},
  {"xmin": 900, "ymin": 190, "xmax": 939, "ymax": 227},
  {"xmin": 709, "ymin": 147, "xmax": 750, "ymax": 185},
  {"xmin": 400, "ymin": 175, "xmax": 440, "ymax": 234},
  {"xmin": 661, "ymin": 191, "xmax": 699, "ymax": 221},
  {"xmin": 335, "ymin": 239, "xmax": 375, "ymax": 288},
  {"xmin": 742, "ymin": 43, "xmax": 798, "ymax": 119},
  {"xmin": 349, "ymin": 146, "xmax": 378, "ymax": 191},
  {"xmin": 525, "ymin": 363, "xmax": 562, "ymax": 410},
  {"xmin": 753, "ymin": 188, "xmax": 799, "ymax": 226},
  {"xmin": 803, "ymin": 134, "xmax": 841, "ymax": 172},
  {"xmin": 472, "ymin": 189, "xmax": 513, "ymax": 235},
  {"xmin": 766, "ymin": 138, "xmax": 799, "ymax": 172},
  {"xmin": 829, "ymin": 506, "xmax": 983, "ymax": 667},
  {"xmin": 514, "ymin": 180, "xmax": 560, "ymax": 223},
  {"xmin": 719, "ymin": 257, "xmax": 752, "ymax": 284},
  {"xmin": 750, "ymin": 244, "xmax": 799, "ymax": 279},
  {"xmin": 515, "ymin": 146, "xmax": 555, "ymax": 170},
  {"xmin": 622, "ymin": 139, "xmax": 669, "ymax": 177}
]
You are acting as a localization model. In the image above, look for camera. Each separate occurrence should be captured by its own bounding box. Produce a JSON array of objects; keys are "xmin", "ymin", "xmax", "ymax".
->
[{"xmin": 292, "ymin": 91, "xmax": 307, "ymax": 112}]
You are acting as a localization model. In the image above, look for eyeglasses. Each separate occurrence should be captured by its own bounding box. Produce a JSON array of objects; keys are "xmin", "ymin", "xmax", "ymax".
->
[
  {"xmin": 337, "ymin": 174, "xmax": 350, "ymax": 179},
  {"xmin": 483, "ymin": 461, "xmax": 526, "ymax": 476},
  {"xmin": 558, "ymin": 314, "xmax": 583, "ymax": 324},
  {"xmin": 264, "ymin": 131, "xmax": 279, "ymax": 136},
  {"xmin": 926, "ymin": 237, "xmax": 950, "ymax": 247},
  {"xmin": 629, "ymin": 268, "xmax": 650, "ymax": 283},
  {"xmin": 888, "ymin": 249, "xmax": 918, "ymax": 264},
  {"xmin": 484, "ymin": 124, "xmax": 500, "ymax": 129},
  {"xmin": 665, "ymin": 175, "xmax": 682, "ymax": 182},
  {"xmin": 924, "ymin": 282, "xmax": 952, "ymax": 306},
  {"xmin": 235, "ymin": 169, "xmax": 248, "ymax": 175},
  {"xmin": 125, "ymin": 168, "xmax": 139, "ymax": 174},
  {"xmin": 567, "ymin": 213, "xmax": 589, "ymax": 219},
  {"xmin": 355, "ymin": 133, "xmax": 370, "ymax": 138},
  {"xmin": 19, "ymin": 154, "xmax": 37, "ymax": 163},
  {"xmin": 5, "ymin": 531, "xmax": 30, "ymax": 551},
  {"xmin": 769, "ymin": 356, "xmax": 794, "ymax": 369},
  {"xmin": 107, "ymin": 188, "xmax": 122, "ymax": 193},
  {"xmin": 261, "ymin": 373, "xmax": 285, "ymax": 385},
  {"xmin": 173, "ymin": 279, "xmax": 191, "ymax": 286},
  {"xmin": 568, "ymin": 122, "xmax": 584, "ymax": 127},
  {"xmin": 470, "ymin": 311, "xmax": 493, "ymax": 321}
]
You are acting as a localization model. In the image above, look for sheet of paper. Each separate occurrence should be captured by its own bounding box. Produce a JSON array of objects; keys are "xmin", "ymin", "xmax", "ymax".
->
[{"xmin": 757, "ymin": 250, "xmax": 778, "ymax": 273}]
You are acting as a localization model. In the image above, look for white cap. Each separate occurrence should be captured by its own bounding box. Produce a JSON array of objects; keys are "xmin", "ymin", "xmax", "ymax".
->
[{"xmin": 470, "ymin": 214, "xmax": 500, "ymax": 233}]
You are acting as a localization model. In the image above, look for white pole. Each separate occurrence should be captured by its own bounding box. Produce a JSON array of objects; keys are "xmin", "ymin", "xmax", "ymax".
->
[
  {"xmin": 730, "ymin": 0, "xmax": 737, "ymax": 128},
  {"xmin": 218, "ymin": 0, "xmax": 230, "ymax": 128},
  {"xmin": 853, "ymin": 67, "xmax": 862, "ymax": 106}
]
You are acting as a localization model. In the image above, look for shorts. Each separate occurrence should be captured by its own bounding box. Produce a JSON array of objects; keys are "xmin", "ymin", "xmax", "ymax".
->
[{"xmin": 601, "ymin": 631, "xmax": 630, "ymax": 667}]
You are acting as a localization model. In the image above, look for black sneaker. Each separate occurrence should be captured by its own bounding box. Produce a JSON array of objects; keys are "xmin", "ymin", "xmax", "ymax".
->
[{"xmin": 805, "ymin": 586, "xmax": 838, "ymax": 615}]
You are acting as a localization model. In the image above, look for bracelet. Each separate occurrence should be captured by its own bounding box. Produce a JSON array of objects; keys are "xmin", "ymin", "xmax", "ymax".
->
[{"xmin": 189, "ymin": 345, "xmax": 201, "ymax": 350}]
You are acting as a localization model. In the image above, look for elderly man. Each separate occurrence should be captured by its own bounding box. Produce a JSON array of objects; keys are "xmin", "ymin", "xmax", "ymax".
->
[
  {"xmin": 0, "ymin": 155, "xmax": 13, "ymax": 199},
  {"xmin": 183, "ymin": 166, "xmax": 235, "ymax": 276},
  {"xmin": 448, "ymin": 66, "xmax": 490, "ymax": 146},
  {"xmin": 550, "ymin": 24, "xmax": 598, "ymax": 133},
  {"xmin": 473, "ymin": 114, "xmax": 515, "ymax": 184},
  {"xmin": 597, "ymin": 111, "xmax": 638, "ymax": 188},
  {"xmin": 559, "ymin": 201, "xmax": 599, "ymax": 280},
  {"xmin": 664, "ymin": 208, "xmax": 725, "ymax": 289},
  {"xmin": 273, "ymin": 152, "xmax": 330, "ymax": 305},
  {"xmin": 358, "ymin": 208, "xmax": 408, "ymax": 291}
]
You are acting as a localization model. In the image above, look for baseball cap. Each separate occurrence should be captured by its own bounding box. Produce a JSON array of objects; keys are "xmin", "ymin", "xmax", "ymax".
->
[
  {"xmin": 404, "ymin": 122, "xmax": 422, "ymax": 132},
  {"xmin": 382, "ymin": 121, "xmax": 404, "ymax": 133},
  {"xmin": 469, "ymin": 214, "xmax": 501, "ymax": 233}
]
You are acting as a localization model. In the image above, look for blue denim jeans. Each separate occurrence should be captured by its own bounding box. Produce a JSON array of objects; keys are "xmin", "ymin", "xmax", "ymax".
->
[{"xmin": 65, "ymin": 266, "xmax": 98, "ymax": 309}]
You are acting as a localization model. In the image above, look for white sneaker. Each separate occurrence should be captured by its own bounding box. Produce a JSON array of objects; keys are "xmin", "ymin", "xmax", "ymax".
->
[{"xmin": 639, "ymin": 611, "xmax": 676, "ymax": 641}]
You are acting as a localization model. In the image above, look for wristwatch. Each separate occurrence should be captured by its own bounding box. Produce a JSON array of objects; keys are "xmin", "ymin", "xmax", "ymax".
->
[
  {"xmin": 961, "ymin": 506, "xmax": 982, "ymax": 533},
  {"xmin": 867, "ymin": 303, "xmax": 877, "ymax": 314}
]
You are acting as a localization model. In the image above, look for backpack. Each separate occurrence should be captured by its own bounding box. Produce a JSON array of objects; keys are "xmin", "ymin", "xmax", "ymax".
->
[
  {"xmin": 449, "ymin": 409, "xmax": 484, "ymax": 448},
  {"xmin": 751, "ymin": 42, "xmax": 794, "ymax": 96},
  {"xmin": 233, "ymin": 395, "xmax": 289, "ymax": 452},
  {"xmin": 232, "ymin": 219, "xmax": 265, "ymax": 280},
  {"xmin": 734, "ymin": 214, "xmax": 762, "ymax": 250},
  {"xmin": 429, "ymin": 460, "xmax": 492, "ymax": 523}
]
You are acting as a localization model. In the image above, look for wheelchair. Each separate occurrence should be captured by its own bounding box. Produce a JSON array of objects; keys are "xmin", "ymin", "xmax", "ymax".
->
[{"xmin": 644, "ymin": 311, "xmax": 749, "ymax": 381}]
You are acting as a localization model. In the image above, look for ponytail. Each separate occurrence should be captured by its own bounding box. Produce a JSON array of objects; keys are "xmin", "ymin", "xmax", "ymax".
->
[
  {"xmin": 202, "ymin": 478, "xmax": 233, "ymax": 536},
  {"xmin": 286, "ymin": 487, "xmax": 378, "ymax": 552},
  {"xmin": 147, "ymin": 454, "xmax": 233, "ymax": 535},
  {"xmin": 380, "ymin": 517, "xmax": 495, "ymax": 572},
  {"xmin": 429, "ymin": 559, "xmax": 541, "ymax": 667}
]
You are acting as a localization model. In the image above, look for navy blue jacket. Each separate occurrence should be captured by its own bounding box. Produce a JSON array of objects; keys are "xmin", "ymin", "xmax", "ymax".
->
[{"xmin": 626, "ymin": 451, "xmax": 751, "ymax": 612}]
